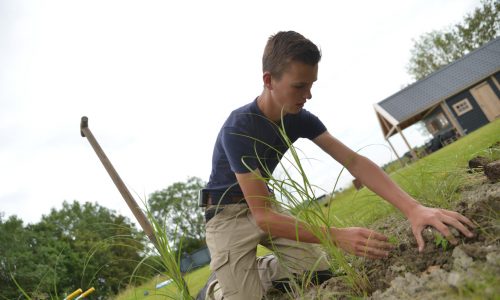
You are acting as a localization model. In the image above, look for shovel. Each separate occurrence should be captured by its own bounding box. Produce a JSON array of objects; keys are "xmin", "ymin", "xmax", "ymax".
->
[{"xmin": 80, "ymin": 116, "xmax": 158, "ymax": 250}]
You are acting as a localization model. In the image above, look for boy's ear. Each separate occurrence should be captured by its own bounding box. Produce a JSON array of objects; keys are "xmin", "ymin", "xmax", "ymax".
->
[{"xmin": 263, "ymin": 72, "xmax": 273, "ymax": 90}]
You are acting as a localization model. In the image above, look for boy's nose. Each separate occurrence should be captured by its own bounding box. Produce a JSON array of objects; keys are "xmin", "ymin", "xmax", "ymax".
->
[{"xmin": 305, "ymin": 89, "xmax": 312, "ymax": 100}]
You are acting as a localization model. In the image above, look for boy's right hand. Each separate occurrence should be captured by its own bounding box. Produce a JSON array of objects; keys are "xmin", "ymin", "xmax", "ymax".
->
[{"xmin": 329, "ymin": 227, "xmax": 393, "ymax": 259}]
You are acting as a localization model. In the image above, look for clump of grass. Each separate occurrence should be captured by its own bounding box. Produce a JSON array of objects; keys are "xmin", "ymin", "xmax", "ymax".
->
[
  {"xmin": 433, "ymin": 232, "xmax": 449, "ymax": 251},
  {"xmin": 237, "ymin": 112, "xmax": 372, "ymax": 297},
  {"xmin": 130, "ymin": 206, "xmax": 193, "ymax": 300}
]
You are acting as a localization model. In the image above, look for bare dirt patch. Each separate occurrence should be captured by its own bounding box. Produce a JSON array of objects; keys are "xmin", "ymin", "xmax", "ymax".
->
[
  {"xmin": 267, "ymin": 178, "xmax": 500, "ymax": 299},
  {"xmin": 366, "ymin": 180, "xmax": 499, "ymax": 300}
]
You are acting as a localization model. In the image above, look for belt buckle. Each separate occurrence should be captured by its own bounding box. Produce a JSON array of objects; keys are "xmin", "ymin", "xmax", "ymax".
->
[
  {"xmin": 205, "ymin": 206, "xmax": 224, "ymax": 222},
  {"xmin": 198, "ymin": 189, "xmax": 209, "ymax": 207}
]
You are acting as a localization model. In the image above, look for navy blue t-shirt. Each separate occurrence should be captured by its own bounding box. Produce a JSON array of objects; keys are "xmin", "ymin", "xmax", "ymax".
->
[{"xmin": 205, "ymin": 98, "xmax": 327, "ymax": 196}]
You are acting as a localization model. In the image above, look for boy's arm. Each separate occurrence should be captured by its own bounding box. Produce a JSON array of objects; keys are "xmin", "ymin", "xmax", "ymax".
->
[
  {"xmin": 313, "ymin": 131, "xmax": 475, "ymax": 252},
  {"xmin": 235, "ymin": 170, "xmax": 393, "ymax": 258}
]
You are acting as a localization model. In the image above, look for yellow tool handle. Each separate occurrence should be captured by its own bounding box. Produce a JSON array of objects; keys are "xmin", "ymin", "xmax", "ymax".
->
[
  {"xmin": 64, "ymin": 288, "xmax": 82, "ymax": 300},
  {"xmin": 76, "ymin": 287, "xmax": 95, "ymax": 299}
]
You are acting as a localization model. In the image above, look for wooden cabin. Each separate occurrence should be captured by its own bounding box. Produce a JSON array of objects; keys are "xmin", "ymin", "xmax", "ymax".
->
[{"xmin": 374, "ymin": 37, "xmax": 500, "ymax": 159}]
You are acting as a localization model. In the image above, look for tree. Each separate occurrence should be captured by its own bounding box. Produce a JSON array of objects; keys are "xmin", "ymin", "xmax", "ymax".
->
[
  {"xmin": 408, "ymin": 0, "xmax": 500, "ymax": 80},
  {"xmin": 0, "ymin": 214, "xmax": 48, "ymax": 300},
  {"xmin": 148, "ymin": 177, "xmax": 206, "ymax": 253},
  {"xmin": 456, "ymin": 0, "xmax": 500, "ymax": 52},
  {"xmin": 0, "ymin": 202, "xmax": 154, "ymax": 299},
  {"xmin": 37, "ymin": 201, "xmax": 151, "ymax": 297}
]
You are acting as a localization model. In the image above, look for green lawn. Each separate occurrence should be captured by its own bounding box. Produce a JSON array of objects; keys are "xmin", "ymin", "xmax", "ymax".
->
[
  {"xmin": 329, "ymin": 118, "xmax": 499, "ymax": 226},
  {"xmin": 114, "ymin": 246, "xmax": 271, "ymax": 300},
  {"xmin": 114, "ymin": 266, "xmax": 210, "ymax": 300},
  {"xmin": 115, "ymin": 119, "xmax": 499, "ymax": 299}
]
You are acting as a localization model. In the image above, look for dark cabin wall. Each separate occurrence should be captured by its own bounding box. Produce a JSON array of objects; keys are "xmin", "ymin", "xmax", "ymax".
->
[
  {"xmin": 487, "ymin": 71, "xmax": 500, "ymax": 98},
  {"xmin": 445, "ymin": 89, "xmax": 489, "ymax": 134},
  {"xmin": 494, "ymin": 71, "xmax": 500, "ymax": 85},
  {"xmin": 487, "ymin": 78, "xmax": 500, "ymax": 98}
]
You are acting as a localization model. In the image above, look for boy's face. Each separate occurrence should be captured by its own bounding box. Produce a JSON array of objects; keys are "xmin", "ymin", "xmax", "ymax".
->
[{"xmin": 270, "ymin": 61, "xmax": 318, "ymax": 115}]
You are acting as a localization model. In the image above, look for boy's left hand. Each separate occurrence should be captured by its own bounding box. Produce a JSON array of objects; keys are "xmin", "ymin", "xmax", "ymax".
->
[{"xmin": 407, "ymin": 204, "xmax": 475, "ymax": 252}]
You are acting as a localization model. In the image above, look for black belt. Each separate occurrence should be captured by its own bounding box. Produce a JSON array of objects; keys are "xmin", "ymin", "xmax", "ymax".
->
[
  {"xmin": 204, "ymin": 195, "xmax": 248, "ymax": 222},
  {"xmin": 207, "ymin": 194, "xmax": 246, "ymax": 206}
]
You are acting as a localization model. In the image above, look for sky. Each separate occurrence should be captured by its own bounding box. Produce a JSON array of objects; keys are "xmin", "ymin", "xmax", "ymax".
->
[{"xmin": 0, "ymin": 0, "xmax": 482, "ymax": 225}]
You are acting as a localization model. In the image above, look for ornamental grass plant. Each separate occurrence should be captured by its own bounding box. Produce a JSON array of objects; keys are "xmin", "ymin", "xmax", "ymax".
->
[{"xmin": 237, "ymin": 111, "xmax": 372, "ymax": 297}]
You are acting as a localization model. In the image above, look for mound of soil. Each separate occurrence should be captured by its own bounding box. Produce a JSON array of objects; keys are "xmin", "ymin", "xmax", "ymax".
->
[
  {"xmin": 266, "ymin": 179, "xmax": 500, "ymax": 299},
  {"xmin": 367, "ymin": 181, "xmax": 500, "ymax": 300},
  {"xmin": 485, "ymin": 161, "xmax": 500, "ymax": 182},
  {"xmin": 468, "ymin": 155, "xmax": 492, "ymax": 170}
]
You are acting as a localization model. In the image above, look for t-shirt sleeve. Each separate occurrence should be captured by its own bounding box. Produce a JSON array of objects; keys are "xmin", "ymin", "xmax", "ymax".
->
[
  {"xmin": 221, "ymin": 126, "xmax": 259, "ymax": 174},
  {"xmin": 299, "ymin": 110, "xmax": 327, "ymax": 139}
]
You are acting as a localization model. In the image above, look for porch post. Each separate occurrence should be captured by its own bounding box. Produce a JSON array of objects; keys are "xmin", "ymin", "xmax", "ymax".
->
[
  {"xmin": 440, "ymin": 101, "xmax": 465, "ymax": 136},
  {"xmin": 385, "ymin": 137, "xmax": 405, "ymax": 167},
  {"xmin": 396, "ymin": 126, "xmax": 417, "ymax": 159}
]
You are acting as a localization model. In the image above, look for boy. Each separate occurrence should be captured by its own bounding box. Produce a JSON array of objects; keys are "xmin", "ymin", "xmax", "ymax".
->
[{"xmin": 199, "ymin": 31, "xmax": 474, "ymax": 300}]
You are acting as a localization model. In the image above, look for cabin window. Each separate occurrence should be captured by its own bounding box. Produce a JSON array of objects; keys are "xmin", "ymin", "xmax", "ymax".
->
[
  {"xmin": 452, "ymin": 99, "xmax": 473, "ymax": 116},
  {"xmin": 425, "ymin": 113, "xmax": 449, "ymax": 135}
]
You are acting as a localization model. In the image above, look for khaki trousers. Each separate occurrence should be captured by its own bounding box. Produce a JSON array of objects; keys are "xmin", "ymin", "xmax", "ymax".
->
[{"xmin": 205, "ymin": 204, "xmax": 330, "ymax": 300}]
